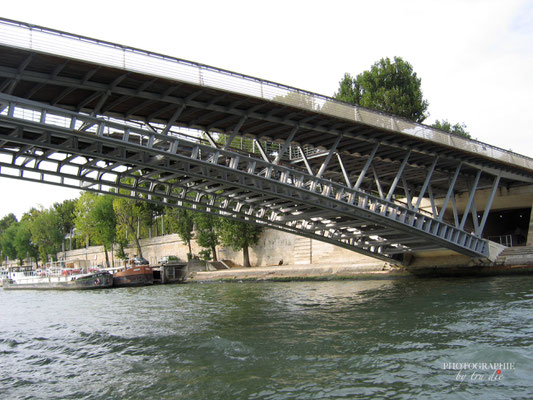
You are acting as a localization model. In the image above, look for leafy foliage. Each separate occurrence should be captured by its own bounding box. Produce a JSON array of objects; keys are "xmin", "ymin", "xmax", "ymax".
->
[
  {"xmin": 217, "ymin": 219, "xmax": 262, "ymax": 268},
  {"xmin": 193, "ymin": 213, "xmax": 221, "ymax": 261},
  {"xmin": 0, "ymin": 213, "xmax": 17, "ymax": 233},
  {"xmin": 78, "ymin": 194, "xmax": 118, "ymax": 267},
  {"xmin": 142, "ymin": 202, "xmax": 165, "ymax": 238},
  {"xmin": 29, "ymin": 208, "xmax": 63, "ymax": 263},
  {"xmin": 15, "ymin": 220, "xmax": 39, "ymax": 265},
  {"xmin": 74, "ymin": 192, "xmax": 98, "ymax": 247},
  {"xmin": 335, "ymin": 57, "xmax": 429, "ymax": 123},
  {"xmin": 432, "ymin": 119, "xmax": 471, "ymax": 138},
  {"xmin": 0, "ymin": 213, "xmax": 18, "ymax": 262},
  {"xmin": 166, "ymin": 207, "xmax": 194, "ymax": 258},
  {"xmin": 113, "ymin": 197, "xmax": 146, "ymax": 258},
  {"xmin": 54, "ymin": 199, "xmax": 77, "ymax": 237},
  {"xmin": 1, "ymin": 213, "xmax": 39, "ymax": 265},
  {"xmin": 335, "ymin": 73, "xmax": 361, "ymax": 105},
  {"xmin": 0, "ymin": 222, "xmax": 19, "ymax": 263},
  {"xmin": 92, "ymin": 195, "xmax": 117, "ymax": 247}
]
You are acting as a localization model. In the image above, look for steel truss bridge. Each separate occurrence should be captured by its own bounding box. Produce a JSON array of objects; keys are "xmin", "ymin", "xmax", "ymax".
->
[{"xmin": 1, "ymin": 18, "xmax": 533, "ymax": 263}]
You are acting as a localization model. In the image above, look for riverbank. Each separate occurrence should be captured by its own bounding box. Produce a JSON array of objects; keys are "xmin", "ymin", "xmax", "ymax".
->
[
  {"xmin": 187, "ymin": 247, "xmax": 533, "ymax": 282},
  {"xmin": 187, "ymin": 263, "xmax": 408, "ymax": 282},
  {"xmin": 188, "ymin": 263, "xmax": 533, "ymax": 282}
]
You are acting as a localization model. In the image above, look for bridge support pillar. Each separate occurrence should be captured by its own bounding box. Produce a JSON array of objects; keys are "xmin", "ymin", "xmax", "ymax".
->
[{"xmin": 527, "ymin": 203, "xmax": 533, "ymax": 246}]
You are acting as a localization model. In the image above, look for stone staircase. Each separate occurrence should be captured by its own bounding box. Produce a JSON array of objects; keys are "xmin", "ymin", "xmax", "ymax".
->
[
  {"xmin": 293, "ymin": 237, "xmax": 312, "ymax": 264},
  {"xmin": 495, "ymin": 246, "xmax": 533, "ymax": 266}
]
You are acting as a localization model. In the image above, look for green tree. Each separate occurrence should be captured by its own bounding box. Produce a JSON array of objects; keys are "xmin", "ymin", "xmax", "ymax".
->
[
  {"xmin": 432, "ymin": 119, "xmax": 471, "ymax": 138},
  {"xmin": 29, "ymin": 208, "xmax": 63, "ymax": 263},
  {"xmin": 0, "ymin": 213, "xmax": 18, "ymax": 263},
  {"xmin": 113, "ymin": 197, "xmax": 146, "ymax": 258},
  {"xmin": 74, "ymin": 192, "xmax": 98, "ymax": 247},
  {"xmin": 115, "ymin": 238, "xmax": 130, "ymax": 261},
  {"xmin": 218, "ymin": 219, "xmax": 262, "ymax": 268},
  {"xmin": 14, "ymin": 220, "xmax": 39, "ymax": 266},
  {"xmin": 54, "ymin": 198, "xmax": 77, "ymax": 250},
  {"xmin": 194, "ymin": 213, "xmax": 220, "ymax": 261},
  {"xmin": 141, "ymin": 202, "xmax": 165, "ymax": 238},
  {"xmin": 335, "ymin": 56, "xmax": 429, "ymax": 122},
  {"xmin": 166, "ymin": 207, "xmax": 194, "ymax": 259},
  {"xmin": 92, "ymin": 195, "xmax": 117, "ymax": 266},
  {"xmin": 334, "ymin": 73, "xmax": 361, "ymax": 106},
  {"xmin": 0, "ymin": 213, "xmax": 17, "ymax": 233},
  {"xmin": 0, "ymin": 222, "xmax": 19, "ymax": 264}
]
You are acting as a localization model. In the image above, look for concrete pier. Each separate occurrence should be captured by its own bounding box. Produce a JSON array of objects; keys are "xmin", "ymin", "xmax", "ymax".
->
[{"xmin": 153, "ymin": 263, "xmax": 187, "ymax": 284}]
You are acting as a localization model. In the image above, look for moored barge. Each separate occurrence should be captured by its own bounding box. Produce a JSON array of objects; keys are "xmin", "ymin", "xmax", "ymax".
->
[
  {"xmin": 103, "ymin": 257, "xmax": 154, "ymax": 287},
  {"xmin": 110, "ymin": 264, "xmax": 154, "ymax": 287},
  {"xmin": 1, "ymin": 266, "xmax": 113, "ymax": 290}
]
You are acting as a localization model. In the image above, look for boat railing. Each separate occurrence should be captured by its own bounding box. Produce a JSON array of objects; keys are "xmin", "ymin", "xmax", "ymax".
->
[
  {"xmin": 2, "ymin": 261, "xmax": 109, "ymax": 280},
  {"xmin": 99, "ymin": 266, "xmax": 124, "ymax": 274},
  {"xmin": 44, "ymin": 267, "xmax": 92, "ymax": 277}
]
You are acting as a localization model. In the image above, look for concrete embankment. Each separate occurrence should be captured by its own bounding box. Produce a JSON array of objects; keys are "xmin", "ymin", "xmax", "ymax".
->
[
  {"xmin": 188, "ymin": 263, "xmax": 533, "ymax": 283},
  {"xmin": 188, "ymin": 247, "xmax": 533, "ymax": 282},
  {"xmin": 406, "ymin": 246, "xmax": 533, "ymax": 277},
  {"xmin": 187, "ymin": 263, "xmax": 408, "ymax": 282}
]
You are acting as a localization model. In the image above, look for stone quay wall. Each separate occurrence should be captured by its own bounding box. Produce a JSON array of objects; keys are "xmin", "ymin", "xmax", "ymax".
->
[{"xmin": 57, "ymin": 228, "xmax": 378, "ymax": 268}]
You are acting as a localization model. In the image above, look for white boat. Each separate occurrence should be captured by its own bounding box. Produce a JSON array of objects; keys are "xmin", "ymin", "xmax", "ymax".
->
[{"xmin": 1, "ymin": 265, "xmax": 113, "ymax": 290}]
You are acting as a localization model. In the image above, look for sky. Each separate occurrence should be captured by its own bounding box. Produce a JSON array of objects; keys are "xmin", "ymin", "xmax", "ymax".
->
[{"xmin": 1, "ymin": 0, "xmax": 532, "ymax": 218}]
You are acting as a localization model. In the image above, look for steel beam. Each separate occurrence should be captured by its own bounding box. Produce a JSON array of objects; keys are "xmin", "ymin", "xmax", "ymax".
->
[
  {"xmin": 386, "ymin": 150, "xmax": 411, "ymax": 201},
  {"xmin": 354, "ymin": 143, "xmax": 379, "ymax": 190},
  {"xmin": 438, "ymin": 162, "xmax": 462, "ymax": 222},
  {"xmin": 476, "ymin": 175, "xmax": 500, "ymax": 236},
  {"xmin": 414, "ymin": 157, "xmax": 438, "ymax": 211},
  {"xmin": 316, "ymin": 135, "xmax": 342, "ymax": 179},
  {"xmin": 273, "ymin": 126, "xmax": 299, "ymax": 164},
  {"xmin": 371, "ymin": 164, "xmax": 384, "ymax": 199},
  {"xmin": 459, "ymin": 170, "xmax": 482, "ymax": 230},
  {"xmin": 252, "ymin": 139, "xmax": 270, "ymax": 162},
  {"xmin": 223, "ymin": 115, "xmax": 247, "ymax": 150},
  {"xmin": 161, "ymin": 104, "xmax": 186, "ymax": 135},
  {"xmin": 336, "ymin": 153, "xmax": 352, "ymax": 188}
]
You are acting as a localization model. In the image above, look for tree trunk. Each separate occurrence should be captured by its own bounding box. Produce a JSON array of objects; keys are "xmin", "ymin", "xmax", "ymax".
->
[
  {"xmin": 104, "ymin": 244, "xmax": 110, "ymax": 268},
  {"xmin": 187, "ymin": 240, "xmax": 192, "ymax": 260},
  {"xmin": 134, "ymin": 236, "xmax": 143, "ymax": 258},
  {"xmin": 211, "ymin": 245, "xmax": 218, "ymax": 262},
  {"xmin": 243, "ymin": 245, "xmax": 250, "ymax": 268},
  {"xmin": 127, "ymin": 220, "xmax": 143, "ymax": 258}
]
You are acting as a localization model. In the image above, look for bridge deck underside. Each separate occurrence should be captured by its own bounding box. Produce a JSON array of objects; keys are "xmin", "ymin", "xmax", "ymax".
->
[{"xmin": 0, "ymin": 45, "xmax": 530, "ymax": 195}]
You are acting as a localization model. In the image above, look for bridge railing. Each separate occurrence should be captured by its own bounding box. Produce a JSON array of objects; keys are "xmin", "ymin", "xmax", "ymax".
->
[{"xmin": 0, "ymin": 18, "xmax": 532, "ymax": 173}]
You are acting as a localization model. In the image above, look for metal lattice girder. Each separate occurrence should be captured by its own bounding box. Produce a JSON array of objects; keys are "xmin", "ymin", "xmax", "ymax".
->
[{"xmin": 0, "ymin": 94, "xmax": 493, "ymax": 262}]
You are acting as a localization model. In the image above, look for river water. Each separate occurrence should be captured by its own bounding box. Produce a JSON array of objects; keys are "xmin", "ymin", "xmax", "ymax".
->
[{"xmin": 1, "ymin": 276, "xmax": 532, "ymax": 399}]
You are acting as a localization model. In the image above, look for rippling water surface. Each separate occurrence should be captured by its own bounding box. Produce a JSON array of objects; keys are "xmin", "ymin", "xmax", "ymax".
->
[{"xmin": 1, "ymin": 276, "xmax": 533, "ymax": 399}]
